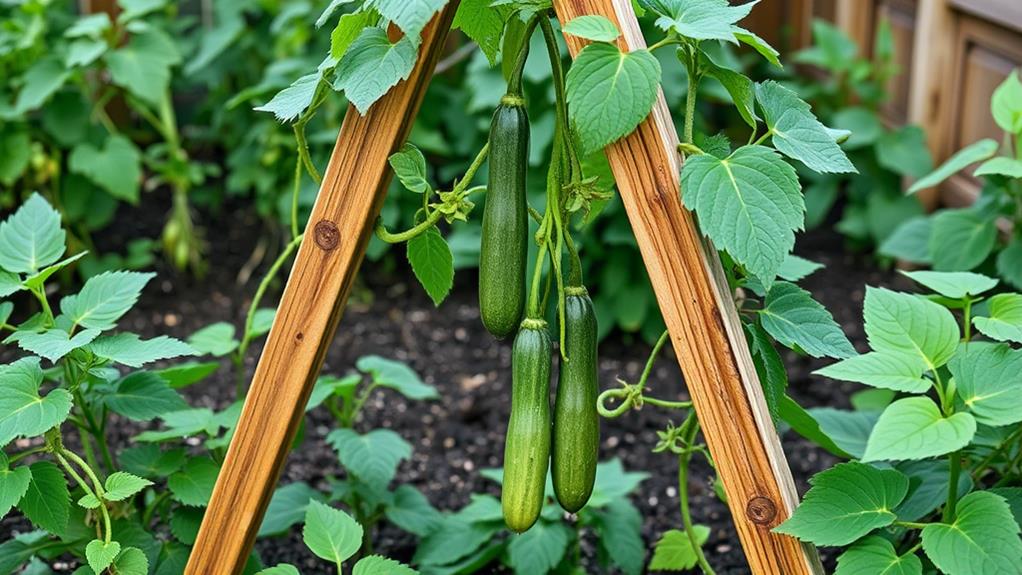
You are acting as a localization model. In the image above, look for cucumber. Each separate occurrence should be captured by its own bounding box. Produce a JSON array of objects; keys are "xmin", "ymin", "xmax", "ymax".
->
[
  {"xmin": 552, "ymin": 287, "xmax": 599, "ymax": 513},
  {"xmin": 479, "ymin": 95, "xmax": 529, "ymax": 339},
  {"xmin": 502, "ymin": 318, "xmax": 551, "ymax": 532}
]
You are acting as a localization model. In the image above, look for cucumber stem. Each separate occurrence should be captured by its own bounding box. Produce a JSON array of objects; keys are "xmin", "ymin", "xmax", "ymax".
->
[{"xmin": 507, "ymin": 15, "xmax": 542, "ymax": 96}]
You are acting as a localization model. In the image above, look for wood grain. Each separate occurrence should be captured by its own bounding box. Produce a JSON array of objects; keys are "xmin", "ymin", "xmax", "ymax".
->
[
  {"xmin": 184, "ymin": 6, "xmax": 459, "ymax": 573},
  {"xmin": 551, "ymin": 1, "xmax": 824, "ymax": 573}
]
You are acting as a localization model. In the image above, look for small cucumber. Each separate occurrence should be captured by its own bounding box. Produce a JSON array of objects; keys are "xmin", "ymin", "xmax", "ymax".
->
[
  {"xmin": 553, "ymin": 287, "xmax": 599, "ymax": 513},
  {"xmin": 479, "ymin": 95, "xmax": 529, "ymax": 339},
  {"xmin": 502, "ymin": 318, "xmax": 552, "ymax": 532}
]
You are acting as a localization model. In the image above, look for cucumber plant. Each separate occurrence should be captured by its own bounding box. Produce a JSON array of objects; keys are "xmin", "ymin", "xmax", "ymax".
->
[{"xmin": 883, "ymin": 71, "xmax": 1022, "ymax": 290}]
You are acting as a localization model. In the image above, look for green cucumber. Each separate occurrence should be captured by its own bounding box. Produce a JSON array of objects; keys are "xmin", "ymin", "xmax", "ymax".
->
[
  {"xmin": 552, "ymin": 287, "xmax": 599, "ymax": 513},
  {"xmin": 502, "ymin": 318, "xmax": 551, "ymax": 532},
  {"xmin": 479, "ymin": 95, "xmax": 529, "ymax": 339}
]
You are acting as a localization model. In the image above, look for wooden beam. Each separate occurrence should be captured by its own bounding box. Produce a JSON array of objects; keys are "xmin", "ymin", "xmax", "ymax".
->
[
  {"xmin": 551, "ymin": 1, "xmax": 824, "ymax": 573},
  {"xmin": 835, "ymin": 0, "xmax": 874, "ymax": 51},
  {"xmin": 184, "ymin": 6, "xmax": 459, "ymax": 573}
]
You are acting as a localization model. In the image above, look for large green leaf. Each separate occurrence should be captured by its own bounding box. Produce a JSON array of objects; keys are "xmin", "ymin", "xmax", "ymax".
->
[
  {"xmin": 756, "ymin": 81, "xmax": 855, "ymax": 174},
  {"xmin": 760, "ymin": 281, "xmax": 855, "ymax": 358},
  {"xmin": 862, "ymin": 397, "xmax": 976, "ymax": 462},
  {"xmin": 356, "ymin": 355, "xmax": 437, "ymax": 399},
  {"xmin": 806, "ymin": 408, "xmax": 878, "ymax": 459},
  {"xmin": 258, "ymin": 482, "xmax": 325, "ymax": 537},
  {"xmin": 104, "ymin": 371, "xmax": 188, "ymax": 421},
  {"xmin": 14, "ymin": 57, "xmax": 69, "ymax": 113},
  {"xmin": 641, "ymin": 0, "xmax": 753, "ymax": 42},
  {"xmin": 88, "ymin": 333, "xmax": 195, "ymax": 368},
  {"xmin": 407, "ymin": 227, "xmax": 453, "ymax": 306},
  {"xmin": 562, "ymin": 15, "xmax": 620, "ymax": 42},
  {"xmin": 0, "ymin": 463, "xmax": 31, "ymax": 519},
  {"xmin": 105, "ymin": 34, "xmax": 175, "ymax": 107},
  {"xmin": 921, "ymin": 491, "xmax": 1022, "ymax": 575},
  {"xmin": 303, "ymin": 500, "xmax": 363, "ymax": 566},
  {"xmin": 565, "ymin": 42, "xmax": 661, "ymax": 155},
  {"xmin": 0, "ymin": 129, "xmax": 31, "ymax": 187},
  {"xmin": 452, "ymin": 0, "xmax": 509, "ymax": 65},
  {"xmin": 384, "ymin": 484, "xmax": 442, "ymax": 537},
  {"xmin": 929, "ymin": 209, "xmax": 997, "ymax": 271},
  {"xmin": 86, "ymin": 539, "xmax": 122, "ymax": 574},
  {"xmin": 111, "ymin": 546, "xmax": 149, "ymax": 575},
  {"xmin": 815, "ymin": 351, "xmax": 931, "ymax": 393},
  {"xmin": 167, "ymin": 457, "xmax": 220, "ymax": 507},
  {"xmin": 879, "ymin": 216, "xmax": 932, "ymax": 264},
  {"xmin": 506, "ymin": 520, "xmax": 572, "ymax": 575},
  {"xmin": 975, "ymin": 156, "xmax": 1022, "ymax": 178},
  {"xmin": 0, "ymin": 193, "xmax": 65, "ymax": 274},
  {"xmin": 62, "ymin": 271, "xmax": 155, "ymax": 330},
  {"xmin": 327, "ymin": 428, "xmax": 412, "ymax": 486},
  {"xmin": 18, "ymin": 460, "xmax": 70, "ymax": 538},
  {"xmin": 907, "ymin": 139, "xmax": 998, "ymax": 194},
  {"xmin": 863, "ymin": 287, "xmax": 959, "ymax": 371},
  {"xmin": 774, "ymin": 462, "xmax": 908, "ymax": 546},
  {"xmin": 900, "ymin": 270, "xmax": 997, "ymax": 300},
  {"xmin": 834, "ymin": 536, "xmax": 921, "ymax": 575},
  {"xmin": 948, "ymin": 343, "xmax": 1022, "ymax": 426},
  {"xmin": 680, "ymin": 145, "xmax": 802, "ymax": 285},
  {"xmin": 353, "ymin": 555, "xmax": 417, "ymax": 575},
  {"xmin": 703, "ymin": 56, "xmax": 757, "ymax": 128},
  {"xmin": 895, "ymin": 460, "xmax": 973, "ymax": 522},
  {"xmin": 372, "ymin": 0, "xmax": 447, "ymax": 39},
  {"xmin": 992, "ymin": 70, "xmax": 1022, "ymax": 134},
  {"xmin": 875, "ymin": 125, "xmax": 933, "ymax": 179},
  {"xmin": 188, "ymin": 322, "xmax": 239, "ymax": 357},
  {"xmin": 254, "ymin": 73, "xmax": 322, "ymax": 123},
  {"xmin": 0, "ymin": 358, "xmax": 73, "ymax": 446},
  {"xmin": 16, "ymin": 328, "xmax": 101, "ymax": 362},
  {"xmin": 649, "ymin": 527, "xmax": 710, "ymax": 571},
  {"xmin": 591, "ymin": 498, "xmax": 645, "ymax": 575},
  {"xmin": 333, "ymin": 28, "xmax": 418, "ymax": 114},
  {"xmin": 68, "ymin": 135, "xmax": 142, "ymax": 203},
  {"xmin": 973, "ymin": 293, "xmax": 1022, "ymax": 343}
]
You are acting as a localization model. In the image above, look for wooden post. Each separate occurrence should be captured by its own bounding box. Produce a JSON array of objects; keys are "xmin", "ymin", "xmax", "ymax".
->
[
  {"xmin": 551, "ymin": 1, "xmax": 824, "ymax": 573},
  {"xmin": 183, "ymin": 6, "xmax": 459, "ymax": 574}
]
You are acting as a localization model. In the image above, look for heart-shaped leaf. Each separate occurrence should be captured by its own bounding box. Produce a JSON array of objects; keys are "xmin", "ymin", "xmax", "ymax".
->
[
  {"xmin": 862, "ymin": 397, "xmax": 976, "ymax": 462},
  {"xmin": 86, "ymin": 539, "xmax": 121, "ymax": 574},
  {"xmin": 921, "ymin": 491, "xmax": 1022, "ymax": 575}
]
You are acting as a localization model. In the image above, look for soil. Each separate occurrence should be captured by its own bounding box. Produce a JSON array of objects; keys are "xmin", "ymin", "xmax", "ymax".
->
[{"xmin": 3, "ymin": 195, "xmax": 915, "ymax": 574}]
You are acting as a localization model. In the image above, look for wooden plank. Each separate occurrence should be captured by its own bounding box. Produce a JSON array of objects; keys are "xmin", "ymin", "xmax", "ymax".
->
[
  {"xmin": 835, "ymin": 0, "xmax": 875, "ymax": 50},
  {"xmin": 184, "ymin": 6, "xmax": 459, "ymax": 574},
  {"xmin": 552, "ymin": 1, "xmax": 824, "ymax": 574}
]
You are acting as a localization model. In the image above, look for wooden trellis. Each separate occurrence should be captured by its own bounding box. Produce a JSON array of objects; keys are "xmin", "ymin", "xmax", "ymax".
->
[{"xmin": 185, "ymin": 1, "xmax": 823, "ymax": 573}]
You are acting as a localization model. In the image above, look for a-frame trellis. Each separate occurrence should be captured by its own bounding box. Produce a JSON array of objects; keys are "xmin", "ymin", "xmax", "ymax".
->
[{"xmin": 185, "ymin": 1, "xmax": 824, "ymax": 573}]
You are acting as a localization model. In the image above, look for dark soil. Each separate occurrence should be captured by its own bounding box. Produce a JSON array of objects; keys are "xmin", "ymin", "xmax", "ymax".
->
[{"xmin": 3, "ymin": 195, "xmax": 915, "ymax": 574}]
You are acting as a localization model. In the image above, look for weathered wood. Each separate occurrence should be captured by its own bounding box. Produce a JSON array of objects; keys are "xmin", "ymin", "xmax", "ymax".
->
[
  {"xmin": 551, "ymin": 1, "xmax": 824, "ymax": 573},
  {"xmin": 184, "ymin": 6, "xmax": 459, "ymax": 574}
]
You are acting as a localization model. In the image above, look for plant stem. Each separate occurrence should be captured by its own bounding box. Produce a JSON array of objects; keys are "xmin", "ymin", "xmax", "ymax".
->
[
  {"xmin": 507, "ymin": 14, "xmax": 542, "ymax": 96},
  {"xmin": 683, "ymin": 50, "xmax": 699, "ymax": 145},
  {"xmin": 943, "ymin": 451, "xmax": 962, "ymax": 522},
  {"xmin": 374, "ymin": 210, "xmax": 443, "ymax": 243},
  {"xmin": 962, "ymin": 298, "xmax": 973, "ymax": 343},
  {"xmin": 679, "ymin": 416, "xmax": 714, "ymax": 575},
  {"xmin": 56, "ymin": 447, "xmax": 113, "ymax": 544},
  {"xmin": 636, "ymin": 330, "xmax": 671, "ymax": 395}
]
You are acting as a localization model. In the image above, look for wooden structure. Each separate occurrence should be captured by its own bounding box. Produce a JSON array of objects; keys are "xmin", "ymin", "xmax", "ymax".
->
[{"xmin": 187, "ymin": 1, "xmax": 825, "ymax": 573}]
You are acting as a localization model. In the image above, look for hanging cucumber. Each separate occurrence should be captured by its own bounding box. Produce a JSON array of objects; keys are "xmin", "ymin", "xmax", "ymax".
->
[
  {"xmin": 502, "ymin": 318, "xmax": 551, "ymax": 532},
  {"xmin": 552, "ymin": 286, "xmax": 599, "ymax": 513},
  {"xmin": 479, "ymin": 95, "xmax": 529, "ymax": 339}
]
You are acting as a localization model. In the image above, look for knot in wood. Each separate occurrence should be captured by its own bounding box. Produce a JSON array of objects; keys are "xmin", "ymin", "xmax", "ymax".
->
[
  {"xmin": 745, "ymin": 496, "xmax": 777, "ymax": 525},
  {"xmin": 314, "ymin": 220, "xmax": 340, "ymax": 251}
]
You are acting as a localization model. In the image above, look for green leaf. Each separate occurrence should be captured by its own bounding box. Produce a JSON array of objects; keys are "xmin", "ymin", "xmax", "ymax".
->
[
  {"xmin": 0, "ymin": 358, "xmax": 73, "ymax": 446},
  {"xmin": 745, "ymin": 322, "xmax": 786, "ymax": 424},
  {"xmin": 62, "ymin": 271, "xmax": 154, "ymax": 330},
  {"xmin": 895, "ymin": 460, "xmax": 973, "ymax": 522},
  {"xmin": 507, "ymin": 520, "xmax": 572, "ymax": 575},
  {"xmin": 331, "ymin": 9, "xmax": 374, "ymax": 62},
  {"xmin": 0, "ymin": 272, "xmax": 21, "ymax": 299},
  {"xmin": 732, "ymin": 26, "xmax": 780, "ymax": 67},
  {"xmin": 703, "ymin": 57, "xmax": 757, "ymax": 128},
  {"xmin": 591, "ymin": 498, "xmax": 645, "ymax": 575},
  {"xmin": 111, "ymin": 546, "xmax": 149, "ymax": 575},
  {"xmin": 807, "ymin": 408, "xmax": 878, "ymax": 459},
  {"xmin": 562, "ymin": 15, "xmax": 620, "ymax": 42},
  {"xmin": 779, "ymin": 395, "xmax": 851, "ymax": 458},
  {"xmin": 565, "ymin": 42, "xmax": 661, "ymax": 155},
  {"xmin": 862, "ymin": 397, "xmax": 976, "ymax": 462},
  {"xmin": 303, "ymin": 500, "xmax": 363, "ymax": 565},
  {"xmin": 89, "ymin": 333, "xmax": 195, "ymax": 367},
  {"xmin": 170, "ymin": 506, "xmax": 203, "ymax": 544},
  {"xmin": 353, "ymin": 555, "xmax": 416, "ymax": 575},
  {"xmin": 831, "ymin": 107, "xmax": 882, "ymax": 150},
  {"xmin": 875, "ymin": 125, "xmax": 933, "ymax": 179},
  {"xmin": 0, "ymin": 128, "xmax": 31, "ymax": 187},
  {"xmin": 992, "ymin": 70, "xmax": 1022, "ymax": 134},
  {"xmin": 154, "ymin": 361, "xmax": 220, "ymax": 389},
  {"xmin": 328, "ymin": 428, "xmax": 412, "ymax": 486},
  {"xmin": 14, "ymin": 57, "xmax": 69, "ymax": 113},
  {"xmin": 0, "ymin": 301, "xmax": 12, "ymax": 325},
  {"xmin": 66, "ymin": 13, "xmax": 112, "ymax": 38},
  {"xmin": 949, "ymin": 343, "xmax": 1022, "ymax": 426},
  {"xmin": 834, "ymin": 536, "xmax": 922, "ymax": 575},
  {"xmin": 255, "ymin": 73, "xmax": 322, "ymax": 123},
  {"xmin": 16, "ymin": 328, "xmax": 101, "ymax": 362},
  {"xmin": 778, "ymin": 254, "xmax": 823, "ymax": 282},
  {"xmin": 406, "ymin": 227, "xmax": 454, "ymax": 306},
  {"xmin": 989, "ymin": 487, "xmax": 1022, "ymax": 527},
  {"xmin": 119, "ymin": 445, "xmax": 186, "ymax": 478},
  {"xmin": 132, "ymin": 407, "xmax": 216, "ymax": 442},
  {"xmin": 930, "ymin": 209, "xmax": 997, "ymax": 271},
  {"xmin": 86, "ymin": 539, "xmax": 121, "ymax": 574},
  {"xmin": 104, "ymin": 371, "xmax": 188, "ymax": 421},
  {"xmin": 973, "ymin": 293, "xmax": 1022, "ymax": 343},
  {"xmin": 643, "ymin": 0, "xmax": 753, "ymax": 42},
  {"xmin": 921, "ymin": 491, "xmax": 1022, "ymax": 575},
  {"xmin": 760, "ymin": 282, "xmax": 855, "ymax": 358},
  {"xmin": 680, "ymin": 145, "xmax": 802, "ymax": 286},
  {"xmin": 907, "ymin": 139, "xmax": 999, "ymax": 193},
  {"xmin": 587, "ymin": 458, "xmax": 649, "ymax": 508},
  {"xmin": 863, "ymin": 287, "xmax": 959, "ymax": 370},
  {"xmin": 333, "ymin": 28, "xmax": 418, "ymax": 114},
  {"xmin": 414, "ymin": 515, "xmax": 497, "ymax": 566},
  {"xmin": 105, "ymin": 41, "xmax": 171, "ymax": 107},
  {"xmin": 793, "ymin": 19, "xmax": 857, "ymax": 70},
  {"xmin": 0, "ymin": 193, "xmax": 66, "ymax": 274},
  {"xmin": 257, "ymin": 566, "xmax": 300, "ymax": 575},
  {"xmin": 258, "ymin": 482, "xmax": 325, "ymax": 537},
  {"xmin": 452, "ymin": 0, "xmax": 508, "ymax": 65},
  {"xmin": 815, "ymin": 351, "xmax": 930, "ymax": 393},
  {"xmin": 68, "ymin": 135, "xmax": 142, "ymax": 203},
  {"xmin": 756, "ymin": 81, "xmax": 855, "ymax": 174},
  {"xmin": 879, "ymin": 216, "xmax": 933, "ymax": 264},
  {"xmin": 0, "ymin": 464, "xmax": 31, "ymax": 519},
  {"xmin": 357, "ymin": 355, "xmax": 438, "ymax": 399},
  {"xmin": 167, "ymin": 457, "xmax": 220, "ymax": 507},
  {"xmin": 773, "ymin": 462, "xmax": 908, "ymax": 546},
  {"xmin": 18, "ymin": 460, "xmax": 70, "ymax": 538},
  {"xmin": 384, "ymin": 484, "xmax": 442, "ymax": 537},
  {"xmin": 999, "ymin": 241, "xmax": 1022, "ymax": 292},
  {"xmin": 975, "ymin": 156, "xmax": 1022, "ymax": 178},
  {"xmin": 22, "ymin": 252, "xmax": 88, "ymax": 292},
  {"xmin": 389, "ymin": 144, "xmax": 431, "ymax": 194},
  {"xmin": 900, "ymin": 270, "xmax": 997, "ymax": 299},
  {"xmin": 649, "ymin": 526, "xmax": 710, "ymax": 571},
  {"xmin": 187, "ymin": 322, "xmax": 239, "ymax": 357},
  {"xmin": 103, "ymin": 472, "xmax": 153, "ymax": 501},
  {"xmin": 373, "ymin": 0, "xmax": 446, "ymax": 39}
]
